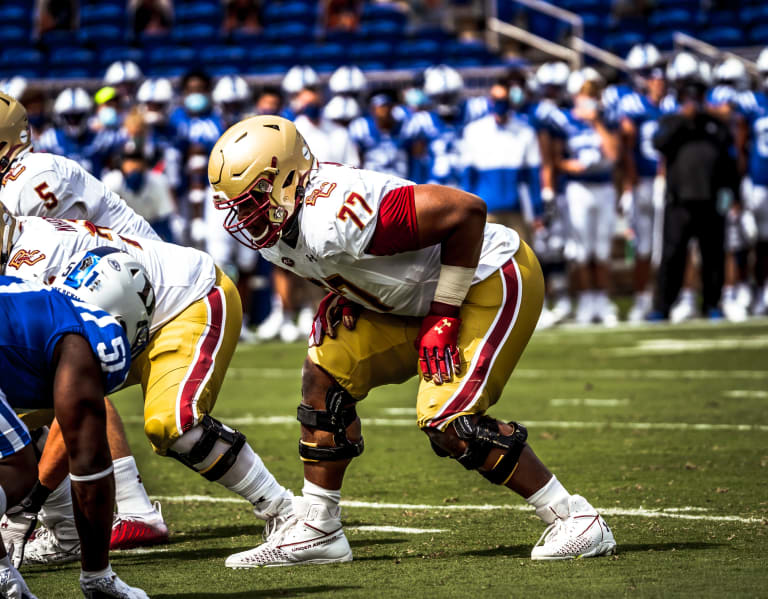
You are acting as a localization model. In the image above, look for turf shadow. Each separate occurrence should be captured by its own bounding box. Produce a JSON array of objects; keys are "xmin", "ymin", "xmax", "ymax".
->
[
  {"xmin": 612, "ymin": 541, "xmax": 724, "ymax": 554},
  {"xmin": 457, "ymin": 544, "xmax": 532, "ymax": 558},
  {"xmin": 152, "ymin": 585, "xmax": 359, "ymax": 598}
]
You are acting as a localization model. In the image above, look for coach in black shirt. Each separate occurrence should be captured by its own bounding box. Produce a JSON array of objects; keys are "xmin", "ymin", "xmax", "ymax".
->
[{"xmin": 651, "ymin": 55, "xmax": 739, "ymax": 319}]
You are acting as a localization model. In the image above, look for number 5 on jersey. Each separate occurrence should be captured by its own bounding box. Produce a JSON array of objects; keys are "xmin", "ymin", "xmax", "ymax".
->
[
  {"xmin": 337, "ymin": 193, "xmax": 372, "ymax": 230},
  {"xmin": 34, "ymin": 182, "xmax": 59, "ymax": 210}
]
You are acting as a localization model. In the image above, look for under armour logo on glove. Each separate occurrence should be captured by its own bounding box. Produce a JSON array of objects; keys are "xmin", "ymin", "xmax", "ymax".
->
[
  {"xmin": 415, "ymin": 314, "xmax": 462, "ymax": 385},
  {"xmin": 309, "ymin": 292, "xmax": 361, "ymax": 347}
]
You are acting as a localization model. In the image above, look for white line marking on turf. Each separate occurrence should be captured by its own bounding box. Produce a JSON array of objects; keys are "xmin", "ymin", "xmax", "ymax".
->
[
  {"xmin": 349, "ymin": 526, "xmax": 446, "ymax": 534},
  {"xmin": 604, "ymin": 336, "xmax": 768, "ymax": 355},
  {"xmin": 549, "ymin": 398, "xmax": 630, "ymax": 407},
  {"xmin": 228, "ymin": 367, "xmax": 768, "ymax": 380},
  {"xmin": 149, "ymin": 496, "xmax": 764, "ymax": 524},
  {"xmin": 124, "ymin": 415, "xmax": 768, "ymax": 432},
  {"xmin": 384, "ymin": 407, "xmax": 415, "ymax": 415},
  {"xmin": 724, "ymin": 390, "xmax": 768, "ymax": 399}
]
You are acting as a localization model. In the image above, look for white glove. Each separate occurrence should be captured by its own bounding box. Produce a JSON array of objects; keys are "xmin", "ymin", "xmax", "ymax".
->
[
  {"xmin": 0, "ymin": 563, "xmax": 37, "ymax": 599},
  {"xmin": 619, "ymin": 190, "xmax": 634, "ymax": 216},
  {"xmin": 0, "ymin": 509, "xmax": 38, "ymax": 568},
  {"xmin": 80, "ymin": 566, "xmax": 149, "ymax": 599}
]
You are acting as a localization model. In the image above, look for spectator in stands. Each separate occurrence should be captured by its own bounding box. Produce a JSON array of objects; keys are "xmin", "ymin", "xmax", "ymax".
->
[
  {"xmin": 349, "ymin": 89, "xmax": 409, "ymax": 178},
  {"xmin": 253, "ymin": 86, "xmax": 283, "ymax": 116},
  {"xmin": 35, "ymin": 0, "xmax": 77, "ymax": 35},
  {"xmin": 552, "ymin": 73, "xmax": 620, "ymax": 326},
  {"xmin": 325, "ymin": 0, "xmax": 362, "ymax": 31},
  {"xmin": 131, "ymin": 0, "xmax": 172, "ymax": 38},
  {"xmin": 102, "ymin": 140, "xmax": 175, "ymax": 242},
  {"xmin": 223, "ymin": 0, "xmax": 262, "ymax": 33},
  {"xmin": 650, "ymin": 53, "xmax": 739, "ymax": 321},
  {"xmin": 461, "ymin": 78, "xmax": 542, "ymax": 244}
]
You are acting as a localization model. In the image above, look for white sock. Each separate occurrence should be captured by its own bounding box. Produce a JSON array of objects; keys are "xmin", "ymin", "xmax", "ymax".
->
[
  {"xmin": 113, "ymin": 456, "xmax": 154, "ymax": 515},
  {"xmin": 39, "ymin": 477, "xmax": 74, "ymax": 529},
  {"xmin": 525, "ymin": 476, "xmax": 571, "ymax": 524},
  {"xmin": 302, "ymin": 478, "xmax": 341, "ymax": 514},
  {"xmin": 218, "ymin": 443, "xmax": 288, "ymax": 516}
]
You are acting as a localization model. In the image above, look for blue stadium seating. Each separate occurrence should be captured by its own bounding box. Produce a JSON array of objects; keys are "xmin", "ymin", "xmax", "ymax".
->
[
  {"xmin": 78, "ymin": 25, "xmax": 126, "ymax": 45},
  {"xmin": 396, "ymin": 39, "xmax": 442, "ymax": 62},
  {"xmin": 171, "ymin": 23, "xmax": 220, "ymax": 44},
  {"xmin": 200, "ymin": 45, "xmax": 247, "ymax": 68},
  {"xmin": 79, "ymin": 4, "xmax": 125, "ymax": 25},
  {"xmin": 261, "ymin": 22, "xmax": 314, "ymax": 42},
  {"xmin": 297, "ymin": 43, "xmax": 345, "ymax": 66},
  {"xmin": 699, "ymin": 27, "xmax": 742, "ymax": 47},
  {"xmin": 649, "ymin": 29, "xmax": 676, "ymax": 50},
  {"xmin": 49, "ymin": 48, "xmax": 96, "ymax": 68},
  {"xmin": 648, "ymin": 8, "xmax": 693, "ymax": 30},
  {"xmin": 350, "ymin": 41, "xmax": 394, "ymax": 63},
  {"xmin": 0, "ymin": 26, "xmax": 27, "ymax": 48},
  {"xmin": 99, "ymin": 47, "xmax": 145, "ymax": 67},
  {"xmin": 145, "ymin": 65, "xmax": 188, "ymax": 78},
  {"xmin": 360, "ymin": 4, "xmax": 407, "ymax": 28},
  {"xmin": 47, "ymin": 67, "xmax": 94, "ymax": 79},
  {"xmin": 603, "ymin": 31, "xmax": 644, "ymax": 56},
  {"xmin": 750, "ymin": 24, "xmax": 768, "ymax": 45},
  {"xmin": 246, "ymin": 44, "xmax": 295, "ymax": 67},
  {"xmin": 147, "ymin": 46, "xmax": 198, "ymax": 68},
  {"xmin": 0, "ymin": 4, "xmax": 29, "ymax": 27},
  {"xmin": 5, "ymin": 49, "xmax": 45, "ymax": 69},
  {"xmin": 358, "ymin": 21, "xmax": 402, "ymax": 40},
  {"xmin": 175, "ymin": 2, "xmax": 222, "ymax": 24}
]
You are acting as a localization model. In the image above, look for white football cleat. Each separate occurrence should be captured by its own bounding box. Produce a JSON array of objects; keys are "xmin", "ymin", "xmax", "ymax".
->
[
  {"xmin": 111, "ymin": 501, "xmax": 169, "ymax": 550},
  {"xmin": 531, "ymin": 495, "xmax": 616, "ymax": 560},
  {"xmin": 225, "ymin": 496, "xmax": 352, "ymax": 568},
  {"xmin": 627, "ymin": 292, "xmax": 652, "ymax": 323},
  {"xmin": 549, "ymin": 295, "xmax": 572, "ymax": 324},
  {"xmin": 574, "ymin": 292, "xmax": 595, "ymax": 325},
  {"xmin": 297, "ymin": 306, "xmax": 315, "ymax": 337},
  {"xmin": 80, "ymin": 568, "xmax": 149, "ymax": 599},
  {"xmin": 0, "ymin": 563, "xmax": 37, "ymax": 599},
  {"xmin": 670, "ymin": 292, "xmax": 697, "ymax": 323},
  {"xmin": 255, "ymin": 308, "xmax": 285, "ymax": 341},
  {"xmin": 23, "ymin": 520, "xmax": 80, "ymax": 565}
]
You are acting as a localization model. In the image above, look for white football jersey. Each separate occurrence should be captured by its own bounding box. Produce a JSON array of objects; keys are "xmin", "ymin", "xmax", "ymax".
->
[
  {"xmin": 6, "ymin": 217, "xmax": 216, "ymax": 332},
  {"xmin": 260, "ymin": 163, "xmax": 519, "ymax": 316},
  {"xmin": 0, "ymin": 150, "xmax": 160, "ymax": 240}
]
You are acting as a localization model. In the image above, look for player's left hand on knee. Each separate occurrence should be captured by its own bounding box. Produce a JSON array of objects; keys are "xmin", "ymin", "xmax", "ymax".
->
[
  {"xmin": 415, "ymin": 308, "xmax": 461, "ymax": 385},
  {"xmin": 309, "ymin": 292, "xmax": 361, "ymax": 347}
]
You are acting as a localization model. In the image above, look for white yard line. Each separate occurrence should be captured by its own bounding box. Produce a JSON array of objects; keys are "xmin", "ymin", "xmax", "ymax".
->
[
  {"xmin": 604, "ymin": 336, "xmax": 768, "ymax": 355},
  {"xmin": 724, "ymin": 390, "xmax": 768, "ymax": 399},
  {"xmin": 123, "ymin": 414, "xmax": 768, "ymax": 432},
  {"xmin": 228, "ymin": 367, "xmax": 768, "ymax": 380},
  {"xmin": 349, "ymin": 526, "xmax": 446, "ymax": 534},
  {"xmin": 149, "ymin": 496, "xmax": 764, "ymax": 525},
  {"xmin": 549, "ymin": 398, "xmax": 630, "ymax": 407}
]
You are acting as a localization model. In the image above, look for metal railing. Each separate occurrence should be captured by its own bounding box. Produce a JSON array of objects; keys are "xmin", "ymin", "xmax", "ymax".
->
[{"xmin": 673, "ymin": 32, "xmax": 759, "ymax": 75}]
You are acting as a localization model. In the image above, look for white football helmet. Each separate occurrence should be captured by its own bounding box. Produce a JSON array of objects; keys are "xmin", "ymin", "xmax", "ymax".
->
[
  {"xmin": 567, "ymin": 67, "xmax": 605, "ymax": 96},
  {"xmin": 626, "ymin": 43, "xmax": 662, "ymax": 72},
  {"xmin": 53, "ymin": 247, "xmax": 155, "ymax": 358},
  {"xmin": 666, "ymin": 52, "xmax": 711, "ymax": 85},
  {"xmin": 213, "ymin": 75, "xmax": 250, "ymax": 105},
  {"xmin": 209, "ymin": 115, "xmax": 315, "ymax": 249},
  {"xmin": 536, "ymin": 62, "xmax": 571, "ymax": 88},
  {"xmin": 758, "ymin": 47, "xmax": 768, "ymax": 88},
  {"xmin": 714, "ymin": 57, "xmax": 749, "ymax": 90},
  {"xmin": 328, "ymin": 65, "xmax": 367, "ymax": 95},
  {"xmin": 137, "ymin": 77, "xmax": 173, "ymax": 104},
  {"xmin": 0, "ymin": 76, "xmax": 27, "ymax": 101},
  {"xmin": 423, "ymin": 64, "xmax": 463, "ymax": 97},
  {"xmin": 281, "ymin": 65, "xmax": 319, "ymax": 95},
  {"xmin": 104, "ymin": 60, "xmax": 143, "ymax": 87},
  {"xmin": 322, "ymin": 95, "xmax": 361, "ymax": 123},
  {"xmin": 54, "ymin": 87, "xmax": 93, "ymax": 137}
]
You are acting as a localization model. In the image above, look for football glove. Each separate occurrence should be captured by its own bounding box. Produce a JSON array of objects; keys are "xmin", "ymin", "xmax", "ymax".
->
[
  {"xmin": 80, "ymin": 567, "xmax": 149, "ymax": 599},
  {"xmin": 309, "ymin": 292, "xmax": 361, "ymax": 347},
  {"xmin": 1, "ymin": 481, "xmax": 51, "ymax": 568},
  {"xmin": 0, "ymin": 563, "xmax": 37, "ymax": 599},
  {"xmin": 415, "ymin": 312, "xmax": 462, "ymax": 385}
]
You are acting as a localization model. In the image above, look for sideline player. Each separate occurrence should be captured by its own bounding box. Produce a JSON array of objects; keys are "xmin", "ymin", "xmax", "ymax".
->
[
  {"xmin": 0, "ymin": 247, "xmax": 152, "ymax": 598},
  {"xmin": 208, "ymin": 115, "xmax": 616, "ymax": 565},
  {"xmin": 0, "ymin": 209, "xmax": 294, "ymax": 565},
  {"xmin": 0, "ymin": 91, "xmax": 167, "ymax": 550}
]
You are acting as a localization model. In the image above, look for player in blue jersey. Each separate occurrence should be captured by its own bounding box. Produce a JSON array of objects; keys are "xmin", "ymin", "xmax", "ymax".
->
[
  {"xmin": 348, "ymin": 89, "xmax": 409, "ymax": 178},
  {"xmin": 550, "ymin": 73, "xmax": 620, "ymax": 325},
  {"xmin": 619, "ymin": 44, "xmax": 669, "ymax": 322},
  {"xmin": 0, "ymin": 244, "xmax": 154, "ymax": 598}
]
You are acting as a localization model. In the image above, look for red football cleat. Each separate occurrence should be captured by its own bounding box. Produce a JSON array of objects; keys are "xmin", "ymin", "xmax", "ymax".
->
[{"xmin": 110, "ymin": 501, "xmax": 169, "ymax": 550}]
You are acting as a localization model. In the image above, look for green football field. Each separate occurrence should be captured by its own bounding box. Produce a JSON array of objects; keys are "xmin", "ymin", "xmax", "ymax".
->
[{"xmin": 24, "ymin": 319, "xmax": 768, "ymax": 598}]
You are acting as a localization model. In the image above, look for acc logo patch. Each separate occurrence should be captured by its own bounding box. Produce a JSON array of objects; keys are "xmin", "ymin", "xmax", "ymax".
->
[
  {"xmin": 8, "ymin": 249, "xmax": 46, "ymax": 270},
  {"xmin": 281, "ymin": 257, "xmax": 295, "ymax": 267}
]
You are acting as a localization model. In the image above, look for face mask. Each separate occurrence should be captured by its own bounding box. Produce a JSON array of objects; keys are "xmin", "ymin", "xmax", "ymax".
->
[
  {"xmin": 302, "ymin": 102, "xmax": 321, "ymax": 120},
  {"xmin": 509, "ymin": 86, "xmax": 524, "ymax": 106},
  {"xmin": 124, "ymin": 170, "xmax": 145, "ymax": 193},
  {"xmin": 184, "ymin": 93, "xmax": 210, "ymax": 114},
  {"xmin": 491, "ymin": 99, "xmax": 510, "ymax": 116},
  {"xmin": 98, "ymin": 106, "xmax": 119, "ymax": 128}
]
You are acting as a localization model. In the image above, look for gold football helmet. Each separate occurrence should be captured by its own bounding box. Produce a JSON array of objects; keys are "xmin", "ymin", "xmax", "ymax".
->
[
  {"xmin": 208, "ymin": 115, "xmax": 315, "ymax": 249},
  {"xmin": 0, "ymin": 91, "xmax": 31, "ymax": 173}
]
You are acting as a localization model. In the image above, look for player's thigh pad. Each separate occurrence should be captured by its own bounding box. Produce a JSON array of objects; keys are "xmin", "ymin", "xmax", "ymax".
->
[
  {"xmin": 308, "ymin": 310, "xmax": 420, "ymax": 400},
  {"xmin": 417, "ymin": 242, "xmax": 544, "ymax": 430},
  {"xmin": 592, "ymin": 182, "xmax": 617, "ymax": 262},
  {"xmin": 134, "ymin": 267, "xmax": 242, "ymax": 453},
  {"xmin": 565, "ymin": 181, "xmax": 595, "ymax": 263},
  {"xmin": 633, "ymin": 177, "xmax": 655, "ymax": 257},
  {"xmin": 0, "ymin": 396, "xmax": 32, "ymax": 458}
]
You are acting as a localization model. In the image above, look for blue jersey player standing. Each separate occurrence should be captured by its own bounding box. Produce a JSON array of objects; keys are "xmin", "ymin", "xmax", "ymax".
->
[{"xmin": 0, "ymin": 239, "xmax": 154, "ymax": 598}]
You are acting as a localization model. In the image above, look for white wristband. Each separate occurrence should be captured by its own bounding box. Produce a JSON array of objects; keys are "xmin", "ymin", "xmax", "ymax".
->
[
  {"xmin": 70, "ymin": 465, "xmax": 113, "ymax": 483},
  {"xmin": 433, "ymin": 265, "xmax": 475, "ymax": 307}
]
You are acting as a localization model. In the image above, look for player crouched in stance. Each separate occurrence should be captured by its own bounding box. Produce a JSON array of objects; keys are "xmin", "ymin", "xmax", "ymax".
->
[
  {"xmin": 0, "ymin": 247, "xmax": 152, "ymax": 598},
  {"xmin": 208, "ymin": 115, "xmax": 616, "ymax": 565}
]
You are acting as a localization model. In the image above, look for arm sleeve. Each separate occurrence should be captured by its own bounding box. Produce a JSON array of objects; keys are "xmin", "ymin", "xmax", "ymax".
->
[{"xmin": 366, "ymin": 185, "xmax": 419, "ymax": 256}]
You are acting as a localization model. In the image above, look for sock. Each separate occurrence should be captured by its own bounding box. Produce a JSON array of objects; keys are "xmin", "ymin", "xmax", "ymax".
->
[
  {"xmin": 217, "ymin": 443, "xmax": 289, "ymax": 518},
  {"xmin": 80, "ymin": 565, "xmax": 112, "ymax": 581},
  {"xmin": 113, "ymin": 456, "xmax": 154, "ymax": 515},
  {"xmin": 39, "ymin": 477, "xmax": 74, "ymax": 529},
  {"xmin": 525, "ymin": 476, "xmax": 571, "ymax": 524},
  {"xmin": 302, "ymin": 478, "xmax": 341, "ymax": 515}
]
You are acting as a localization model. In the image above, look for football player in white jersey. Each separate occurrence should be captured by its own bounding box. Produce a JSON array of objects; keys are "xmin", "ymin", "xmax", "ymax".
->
[
  {"xmin": 0, "ymin": 91, "xmax": 170, "ymax": 554},
  {"xmin": 0, "ymin": 212, "xmax": 294, "ymax": 566},
  {"xmin": 208, "ymin": 115, "xmax": 616, "ymax": 566}
]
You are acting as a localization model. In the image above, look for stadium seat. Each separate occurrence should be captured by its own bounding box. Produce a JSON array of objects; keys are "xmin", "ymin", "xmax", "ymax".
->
[
  {"xmin": 648, "ymin": 8, "xmax": 693, "ymax": 29},
  {"xmin": 698, "ymin": 27, "xmax": 742, "ymax": 47},
  {"xmin": 4, "ymin": 48, "xmax": 44, "ymax": 69},
  {"xmin": 297, "ymin": 43, "xmax": 344, "ymax": 65},
  {"xmin": 147, "ymin": 46, "xmax": 198, "ymax": 67},
  {"xmin": 445, "ymin": 39, "xmax": 491, "ymax": 60},
  {"xmin": 750, "ymin": 24, "xmax": 768, "ymax": 44},
  {"xmin": 263, "ymin": 1, "xmax": 318, "ymax": 24},
  {"xmin": 246, "ymin": 44, "xmax": 295, "ymax": 66},
  {"xmin": 742, "ymin": 4, "xmax": 768, "ymax": 25},
  {"xmin": 396, "ymin": 39, "xmax": 441, "ymax": 62},
  {"xmin": 145, "ymin": 65, "xmax": 188, "ymax": 78},
  {"xmin": 175, "ymin": 2, "xmax": 222, "ymax": 24},
  {"xmin": 47, "ymin": 67, "xmax": 94, "ymax": 79},
  {"xmin": 137, "ymin": 31, "xmax": 172, "ymax": 47},
  {"xmin": 408, "ymin": 25, "xmax": 452, "ymax": 43},
  {"xmin": 78, "ymin": 24, "xmax": 126, "ymax": 45},
  {"xmin": 99, "ymin": 46, "xmax": 145, "ymax": 67},
  {"xmin": 392, "ymin": 59, "xmax": 434, "ymax": 71},
  {"xmin": 357, "ymin": 61, "xmax": 388, "ymax": 72},
  {"xmin": 171, "ymin": 23, "xmax": 220, "ymax": 44},
  {"xmin": 200, "ymin": 45, "xmax": 247, "ymax": 68},
  {"xmin": 649, "ymin": 29, "xmax": 676, "ymax": 50},
  {"xmin": 360, "ymin": 3, "xmax": 407, "ymax": 27},
  {"xmin": 0, "ymin": 4, "xmax": 29, "ymax": 26},
  {"xmin": 261, "ymin": 22, "xmax": 313, "ymax": 42},
  {"xmin": 79, "ymin": 4, "xmax": 124, "ymax": 25},
  {"xmin": 351, "ymin": 41, "xmax": 394, "ymax": 62},
  {"xmin": 0, "ymin": 26, "xmax": 27, "ymax": 47},
  {"xmin": 39, "ymin": 30, "xmax": 78, "ymax": 49},
  {"xmin": 603, "ymin": 31, "xmax": 644, "ymax": 57},
  {"xmin": 210, "ymin": 65, "xmax": 241, "ymax": 76},
  {"xmin": 49, "ymin": 48, "xmax": 96, "ymax": 68},
  {"xmin": 358, "ymin": 21, "xmax": 402, "ymax": 40}
]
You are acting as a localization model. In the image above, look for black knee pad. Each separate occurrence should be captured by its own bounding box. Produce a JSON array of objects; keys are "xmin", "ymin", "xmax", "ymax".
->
[
  {"xmin": 296, "ymin": 382, "xmax": 364, "ymax": 461},
  {"xmin": 447, "ymin": 415, "xmax": 528, "ymax": 485},
  {"xmin": 167, "ymin": 415, "xmax": 246, "ymax": 481}
]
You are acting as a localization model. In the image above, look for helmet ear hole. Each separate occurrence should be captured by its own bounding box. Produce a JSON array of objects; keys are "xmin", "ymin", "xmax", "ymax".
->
[{"xmin": 282, "ymin": 170, "xmax": 295, "ymax": 188}]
